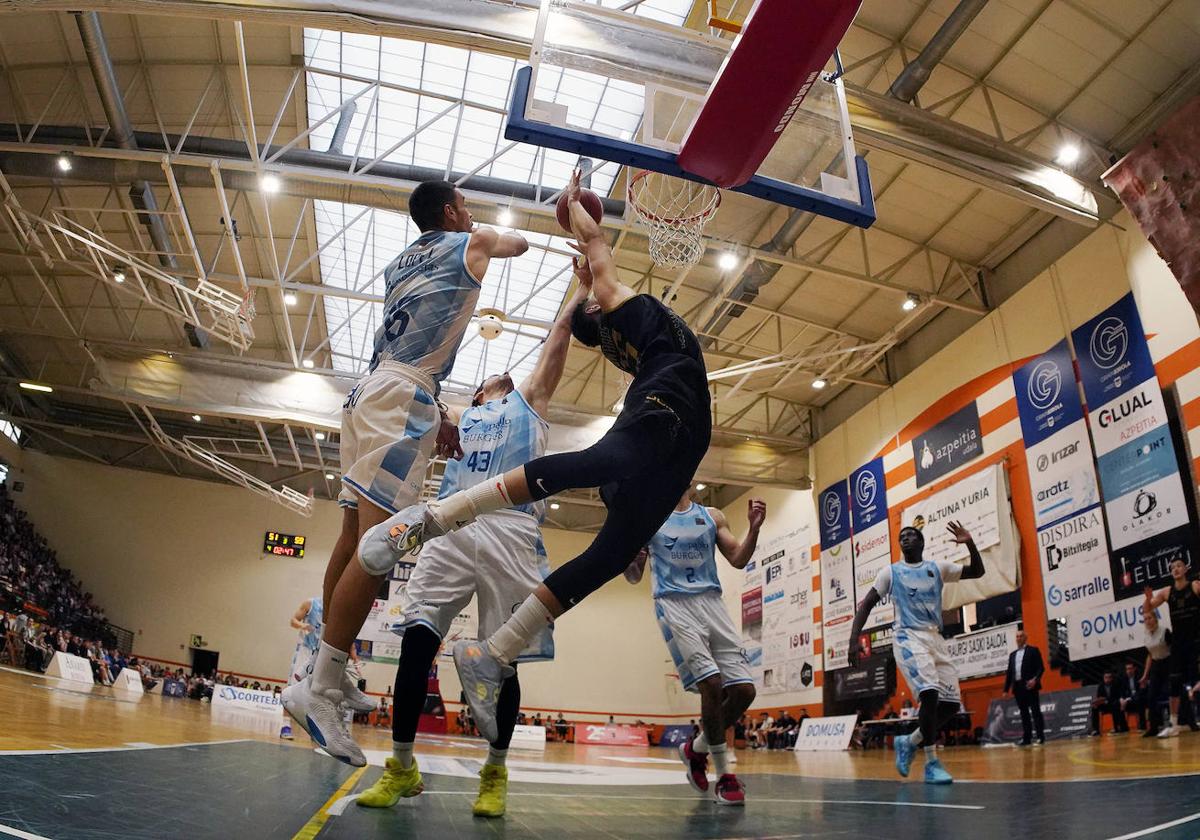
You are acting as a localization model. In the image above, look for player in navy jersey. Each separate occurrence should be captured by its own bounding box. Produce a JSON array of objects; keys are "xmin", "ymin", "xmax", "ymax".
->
[
  {"xmin": 284, "ymin": 181, "xmax": 529, "ymax": 766},
  {"xmin": 625, "ymin": 491, "xmax": 766, "ymax": 805},
  {"xmin": 355, "ymin": 282, "xmax": 585, "ymax": 818},
  {"xmin": 359, "ymin": 169, "xmax": 713, "ymax": 746},
  {"xmin": 848, "ymin": 521, "xmax": 984, "ymax": 784}
]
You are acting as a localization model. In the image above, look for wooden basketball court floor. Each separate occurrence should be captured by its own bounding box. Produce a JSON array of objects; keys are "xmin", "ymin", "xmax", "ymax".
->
[{"xmin": 3, "ymin": 667, "xmax": 1200, "ymax": 839}]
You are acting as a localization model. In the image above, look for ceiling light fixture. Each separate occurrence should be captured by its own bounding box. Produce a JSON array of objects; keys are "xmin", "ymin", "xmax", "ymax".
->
[
  {"xmin": 56, "ymin": 154, "xmax": 72, "ymax": 173},
  {"xmin": 19, "ymin": 381, "xmax": 53, "ymax": 393},
  {"xmin": 112, "ymin": 267, "xmax": 126, "ymax": 284},
  {"xmin": 191, "ymin": 414, "xmax": 202, "ymax": 422},
  {"xmin": 497, "ymin": 207, "xmax": 514, "ymax": 227},
  {"xmin": 695, "ymin": 482, "xmax": 707, "ymax": 491},
  {"xmin": 284, "ymin": 292, "xmax": 298, "ymax": 306},
  {"xmin": 718, "ymin": 251, "xmax": 738, "ymax": 271},
  {"xmin": 302, "ymin": 359, "xmax": 315, "ymax": 369},
  {"xmin": 812, "ymin": 378, "xmax": 827, "ymax": 390},
  {"xmin": 902, "ymin": 293, "xmax": 919, "ymax": 312},
  {"xmin": 1055, "ymin": 143, "xmax": 1081, "ymax": 166},
  {"xmin": 315, "ymin": 431, "xmax": 326, "ymax": 441},
  {"xmin": 325, "ymin": 472, "xmax": 335, "ymax": 481},
  {"xmin": 261, "ymin": 173, "xmax": 281, "ymax": 193},
  {"xmin": 550, "ymin": 502, "xmax": 561, "ymax": 510}
]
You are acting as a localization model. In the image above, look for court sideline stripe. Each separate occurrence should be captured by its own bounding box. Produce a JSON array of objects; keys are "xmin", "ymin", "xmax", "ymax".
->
[
  {"xmin": 0, "ymin": 824, "xmax": 51, "ymax": 840},
  {"xmin": 418, "ymin": 791, "xmax": 983, "ymax": 810},
  {"xmin": 0, "ymin": 738, "xmax": 253, "ymax": 756},
  {"xmin": 1105, "ymin": 812, "xmax": 1200, "ymax": 840},
  {"xmin": 292, "ymin": 765, "xmax": 367, "ymax": 840}
]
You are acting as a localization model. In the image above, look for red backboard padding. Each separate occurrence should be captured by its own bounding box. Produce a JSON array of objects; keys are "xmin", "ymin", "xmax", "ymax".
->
[{"xmin": 678, "ymin": 0, "xmax": 862, "ymax": 189}]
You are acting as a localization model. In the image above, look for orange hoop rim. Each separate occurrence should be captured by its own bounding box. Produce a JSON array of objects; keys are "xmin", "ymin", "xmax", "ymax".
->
[{"xmin": 627, "ymin": 170, "xmax": 722, "ymax": 226}]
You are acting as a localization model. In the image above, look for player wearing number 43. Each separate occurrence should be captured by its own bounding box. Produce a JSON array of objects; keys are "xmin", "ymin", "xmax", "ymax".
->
[
  {"xmin": 624, "ymin": 494, "xmax": 766, "ymax": 805},
  {"xmin": 847, "ymin": 521, "xmax": 985, "ymax": 785},
  {"xmin": 283, "ymin": 181, "xmax": 530, "ymax": 768},
  {"xmin": 356, "ymin": 281, "xmax": 587, "ymax": 819}
]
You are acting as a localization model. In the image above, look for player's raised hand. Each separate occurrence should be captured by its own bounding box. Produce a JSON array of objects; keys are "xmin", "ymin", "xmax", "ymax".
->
[
  {"xmin": 747, "ymin": 498, "xmax": 766, "ymax": 530},
  {"xmin": 847, "ymin": 641, "xmax": 861, "ymax": 668},
  {"xmin": 564, "ymin": 167, "xmax": 581, "ymax": 203},
  {"xmin": 946, "ymin": 520, "xmax": 972, "ymax": 544},
  {"xmin": 436, "ymin": 413, "xmax": 464, "ymax": 460},
  {"xmin": 567, "ymin": 241, "xmax": 594, "ymax": 290}
]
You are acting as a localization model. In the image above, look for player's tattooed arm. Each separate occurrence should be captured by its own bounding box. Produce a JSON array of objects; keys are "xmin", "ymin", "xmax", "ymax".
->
[
  {"xmin": 565, "ymin": 169, "xmax": 634, "ymax": 313},
  {"xmin": 947, "ymin": 520, "xmax": 985, "ymax": 580},
  {"xmin": 847, "ymin": 589, "xmax": 881, "ymax": 668},
  {"xmin": 713, "ymin": 500, "xmax": 766, "ymax": 570},
  {"xmin": 623, "ymin": 547, "xmax": 649, "ymax": 584}
]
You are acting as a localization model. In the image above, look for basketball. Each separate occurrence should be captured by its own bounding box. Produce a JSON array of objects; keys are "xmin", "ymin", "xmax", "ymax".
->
[
  {"xmin": 556, "ymin": 188, "xmax": 603, "ymax": 234},
  {"xmin": 477, "ymin": 313, "xmax": 503, "ymax": 340}
]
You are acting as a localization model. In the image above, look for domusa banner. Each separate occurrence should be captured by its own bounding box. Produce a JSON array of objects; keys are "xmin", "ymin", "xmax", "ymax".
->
[
  {"xmin": 1066, "ymin": 594, "xmax": 1171, "ymax": 659},
  {"xmin": 944, "ymin": 622, "xmax": 1017, "ymax": 680},
  {"xmin": 1072, "ymin": 292, "xmax": 1195, "ymax": 598},
  {"xmin": 793, "ymin": 715, "xmax": 858, "ymax": 752},
  {"xmin": 851, "ymin": 458, "xmax": 893, "ymax": 629},
  {"xmin": 980, "ymin": 687, "xmax": 1095, "ymax": 744},
  {"xmin": 899, "ymin": 463, "xmax": 1020, "ymax": 610}
]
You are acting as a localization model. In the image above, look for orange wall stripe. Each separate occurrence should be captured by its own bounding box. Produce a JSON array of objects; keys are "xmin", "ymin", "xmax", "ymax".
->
[
  {"xmin": 980, "ymin": 398, "xmax": 1018, "ymax": 435},
  {"xmin": 1155, "ymin": 336, "xmax": 1200, "ymax": 387},
  {"xmin": 1182, "ymin": 395, "xmax": 1200, "ymax": 431}
]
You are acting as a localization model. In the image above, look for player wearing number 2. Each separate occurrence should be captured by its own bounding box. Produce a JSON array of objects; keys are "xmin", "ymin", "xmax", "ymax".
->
[
  {"xmin": 283, "ymin": 181, "xmax": 529, "ymax": 766},
  {"xmin": 356, "ymin": 282, "xmax": 586, "ymax": 818},
  {"xmin": 625, "ymin": 491, "xmax": 765, "ymax": 805}
]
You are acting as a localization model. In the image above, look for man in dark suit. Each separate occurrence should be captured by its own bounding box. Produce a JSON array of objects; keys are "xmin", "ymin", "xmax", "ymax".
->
[
  {"xmin": 1003, "ymin": 629, "xmax": 1046, "ymax": 745},
  {"xmin": 1090, "ymin": 670, "xmax": 1131, "ymax": 735},
  {"xmin": 1122, "ymin": 661, "xmax": 1147, "ymax": 731}
]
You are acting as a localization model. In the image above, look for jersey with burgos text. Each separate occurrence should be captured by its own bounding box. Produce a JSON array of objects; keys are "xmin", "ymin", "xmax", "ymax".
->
[
  {"xmin": 872, "ymin": 559, "xmax": 963, "ymax": 631},
  {"xmin": 370, "ymin": 230, "xmax": 480, "ymax": 382},
  {"xmin": 648, "ymin": 503, "xmax": 722, "ymax": 598},
  {"xmin": 438, "ymin": 389, "xmax": 548, "ymax": 521}
]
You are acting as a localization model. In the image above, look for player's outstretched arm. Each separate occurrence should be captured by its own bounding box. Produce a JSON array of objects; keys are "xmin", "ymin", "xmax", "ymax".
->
[
  {"xmin": 565, "ymin": 170, "xmax": 634, "ymax": 313},
  {"xmin": 947, "ymin": 520, "xmax": 985, "ymax": 580},
  {"xmin": 1144, "ymin": 585, "xmax": 1168, "ymax": 609},
  {"xmin": 713, "ymin": 499, "xmax": 766, "ymax": 570},
  {"xmin": 289, "ymin": 600, "xmax": 312, "ymax": 632},
  {"xmin": 847, "ymin": 588, "xmax": 881, "ymax": 668},
  {"xmin": 466, "ymin": 225, "xmax": 529, "ymax": 281},
  {"xmin": 520, "ymin": 283, "xmax": 588, "ymax": 416}
]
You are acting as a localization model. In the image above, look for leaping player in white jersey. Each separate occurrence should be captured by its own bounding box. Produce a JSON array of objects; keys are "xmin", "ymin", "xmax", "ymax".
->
[
  {"xmin": 283, "ymin": 181, "xmax": 529, "ymax": 766},
  {"xmin": 847, "ymin": 521, "xmax": 984, "ymax": 784},
  {"xmin": 625, "ymin": 491, "xmax": 765, "ymax": 805},
  {"xmin": 356, "ymin": 283, "xmax": 585, "ymax": 818}
]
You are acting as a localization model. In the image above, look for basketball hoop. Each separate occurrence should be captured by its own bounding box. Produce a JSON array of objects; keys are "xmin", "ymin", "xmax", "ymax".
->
[{"xmin": 627, "ymin": 170, "xmax": 720, "ymax": 269}]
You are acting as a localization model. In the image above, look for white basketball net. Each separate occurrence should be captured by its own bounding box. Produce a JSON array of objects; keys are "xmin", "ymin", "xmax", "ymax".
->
[{"xmin": 627, "ymin": 171, "xmax": 721, "ymax": 269}]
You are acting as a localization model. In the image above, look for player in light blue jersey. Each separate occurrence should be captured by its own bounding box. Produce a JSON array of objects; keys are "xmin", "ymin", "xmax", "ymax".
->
[
  {"xmin": 625, "ymin": 492, "xmax": 766, "ymax": 806},
  {"xmin": 848, "ymin": 521, "xmax": 984, "ymax": 785},
  {"xmin": 287, "ymin": 596, "xmax": 324, "ymax": 686},
  {"xmin": 285, "ymin": 181, "xmax": 529, "ymax": 766},
  {"xmin": 356, "ymin": 282, "xmax": 585, "ymax": 818}
]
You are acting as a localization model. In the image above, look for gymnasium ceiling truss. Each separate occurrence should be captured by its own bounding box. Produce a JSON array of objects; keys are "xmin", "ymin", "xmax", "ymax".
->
[{"xmin": 0, "ymin": 0, "xmax": 1196, "ymax": 523}]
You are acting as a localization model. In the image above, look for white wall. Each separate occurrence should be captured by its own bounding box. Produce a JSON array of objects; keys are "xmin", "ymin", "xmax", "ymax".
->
[{"xmin": 8, "ymin": 451, "xmax": 689, "ymax": 720}]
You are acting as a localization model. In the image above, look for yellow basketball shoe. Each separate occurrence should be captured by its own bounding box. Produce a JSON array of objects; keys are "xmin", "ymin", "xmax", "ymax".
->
[
  {"xmin": 356, "ymin": 757, "xmax": 424, "ymax": 808},
  {"xmin": 472, "ymin": 764, "xmax": 508, "ymax": 818}
]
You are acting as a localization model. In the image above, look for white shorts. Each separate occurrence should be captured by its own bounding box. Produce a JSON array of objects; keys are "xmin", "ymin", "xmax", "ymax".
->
[
  {"xmin": 655, "ymin": 590, "xmax": 754, "ymax": 693},
  {"xmin": 288, "ymin": 642, "xmax": 316, "ymax": 687},
  {"xmin": 394, "ymin": 509, "xmax": 554, "ymax": 663},
  {"xmin": 339, "ymin": 362, "xmax": 439, "ymax": 514},
  {"xmin": 895, "ymin": 627, "xmax": 961, "ymax": 703}
]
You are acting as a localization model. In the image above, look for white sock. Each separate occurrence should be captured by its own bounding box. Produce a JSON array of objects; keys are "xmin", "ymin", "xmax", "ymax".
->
[
  {"xmin": 692, "ymin": 732, "xmax": 710, "ymax": 754},
  {"xmin": 924, "ymin": 746, "xmax": 937, "ymax": 761},
  {"xmin": 428, "ymin": 475, "xmax": 517, "ymax": 532},
  {"xmin": 311, "ymin": 641, "xmax": 348, "ymax": 693},
  {"xmin": 909, "ymin": 729, "xmax": 924, "ymax": 747},
  {"xmin": 392, "ymin": 741, "xmax": 414, "ymax": 769},
  {"xmin": 486, "ymin": 747, "xmax": 508, "ymax": 767},
  {"xmin": 710, "ymin": 742, "xmax": 729, "ymax": 776},
  {"xmin": 486, "ymin": 594, "xmax": 553, "ymax": 664}
]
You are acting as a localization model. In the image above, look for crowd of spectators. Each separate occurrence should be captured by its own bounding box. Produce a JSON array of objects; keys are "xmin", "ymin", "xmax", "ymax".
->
[
  {"xmin": 738, "ymin": 709, "xmax": 807, "ymax": 749},
  {"xmin": 1, "ymin": 609, "xmax": 158, "ymax": 689}
]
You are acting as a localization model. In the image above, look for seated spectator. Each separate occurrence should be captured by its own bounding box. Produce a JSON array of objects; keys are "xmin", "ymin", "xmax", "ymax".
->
[
  {"xmin": 555, "ymin": 712, "xmax": 569, "ymax": 741},
  {"xmin": 1122, "ymin": 661, "xmax": 1147, "ymax": 731},
  {"xmin": 733, "ymin": 715, "xmax": 747, "ymax": 744},
  {"xmin": 1090, "ymin": 671, "xmax": 1130, "ymax": 735},
  {"xmin": 749, "ymin": 712, "xmax": 773, "ymax": 749}
]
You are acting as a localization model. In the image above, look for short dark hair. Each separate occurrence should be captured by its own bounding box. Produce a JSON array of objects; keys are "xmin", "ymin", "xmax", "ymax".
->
[{"xmin": 408, "ymin": 180, "xmax": 458, "ymax": 232}]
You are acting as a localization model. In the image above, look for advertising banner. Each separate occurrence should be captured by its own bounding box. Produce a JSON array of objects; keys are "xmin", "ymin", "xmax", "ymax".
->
[
  {"xmin": 46, "ymin": 652, "xmax": 94, "ymax": 684},
  {"xmin": 980, "ymin": 687, "xmax": 1095, "ymax": 743},
  {"xmin": 1013, "ymin": 340, "xmax": 1110, "ymax": 619},
  {"xmin": 1066, "ymin": 595, "xmax": 1172, "ymax": 659},
  {"xmin": 793, "ymin": 715, "xmax": 858, "ymax": 751},
  {"xmin": 211, "ymin": 684, "xmax": 283, "ymax": 716},
  {"xmin": 851, "ymin": 458, "xmax": 893, "ymax": 629},
  {"xmin": 830, "ymin": 653, "xmax": 892, "ymax": 702},
  {"xmin": 819, "ymin": 480, "xmax": 855, "ymax": 672},
  {"xmin": 757, "ymin": 525, "xmax": 815, "ymax": 695},
  {"xmin": 578, "ymin": 724, "xmax": 649, "ymax": 746},
  {"xmin": 944, "ymin": 623, "xmax": 1017, "ymax": 680},
  {"xmin": 358, "ymin": 562, "xmax": 477, "ymax": 664},
  {"xmin": 1073, "ymin": 293, "xmax": 1194, "ymax": 597},
  {"xmin": 900, "ymin": 464, "xmax": 1003, "ymax": 562},
  {"xmin": 912, "ymin": 401, "xmax": 983, "ymax": 488}
]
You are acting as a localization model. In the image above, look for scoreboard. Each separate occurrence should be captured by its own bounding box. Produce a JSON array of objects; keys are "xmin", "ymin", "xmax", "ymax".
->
[{"xmin": 263, "ymin": 531, "xmax": 306, "ymax": 557}]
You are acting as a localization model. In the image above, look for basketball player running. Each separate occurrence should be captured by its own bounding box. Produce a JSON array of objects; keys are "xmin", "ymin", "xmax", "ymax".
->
[
  {"xmin": 848, "ymin": 521, "xmax": 984, "ymax": 784},
  {"xmin": 359, "ymin": 168, "xmax": 713, "ymax": 746},
  {"xmin": 287, "ymin": 596, "xmax": 323, "ymax": 687},
  {"xmin": 624, "ymin": 492, "xmax": 765, "ymax": 805},
  {"xmin": 356, "ymin": 284, "xmax": 584, "ymax": 818},
  {"xmin": 283, "ymin": 181, "xmax": 529, "ymax": 766},
  {"xmin": 1143, "ymin": 556, "xmax": 1200, "ymax": 737}
]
